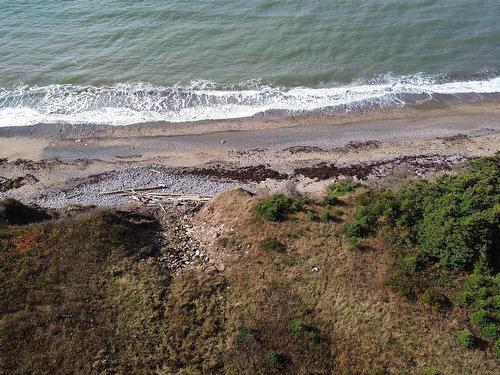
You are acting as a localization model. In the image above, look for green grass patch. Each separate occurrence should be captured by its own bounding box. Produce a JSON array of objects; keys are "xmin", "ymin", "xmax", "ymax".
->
[
  {"xmin": 324, "ymin": 181, "xmax": 361, "ymax": 205},
  {"xmin": 236, "ymin": 327, "xmax": 258, "ymax": 345},
  {"xmin": 263, "ymin": 350, "xmax": 286, "ymax": 369},
  {"xmin": 420, "ymin": 289, "xmax": 450, "ymax": 311},
  {"xmin": 261, "ymin": 236, "xmax": 286, "ymax": 253}
]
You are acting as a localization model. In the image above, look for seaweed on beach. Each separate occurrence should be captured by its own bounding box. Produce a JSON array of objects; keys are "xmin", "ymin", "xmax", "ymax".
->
[
  {"xmin": 294, "ymin": 154, "xmax": 467, "ymax": 180},
  {"xmin": 185, "ymin": 164, "xmax": 288, "ymax": 182}
]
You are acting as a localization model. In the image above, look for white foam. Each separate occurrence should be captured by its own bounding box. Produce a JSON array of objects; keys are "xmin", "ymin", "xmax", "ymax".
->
[{"xmin": 0, "ymin": 74, "xmax": 499, "ymax": 127}]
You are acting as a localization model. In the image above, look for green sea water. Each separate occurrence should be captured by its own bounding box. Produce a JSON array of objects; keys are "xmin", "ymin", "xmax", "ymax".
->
[{"xmin": 0, "ymin": 0, "xmax": 499, "ymax": 125}]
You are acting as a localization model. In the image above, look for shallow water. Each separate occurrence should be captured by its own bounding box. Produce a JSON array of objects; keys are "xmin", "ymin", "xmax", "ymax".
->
[{"xmin": 1, "ymin": 0, "xmax": 499, "ymax": 125}]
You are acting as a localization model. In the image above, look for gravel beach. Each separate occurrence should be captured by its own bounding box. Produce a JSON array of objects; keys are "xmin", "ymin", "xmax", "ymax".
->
[{"xmin": 1, "ymin": 104, "xmax": 499, "ymax": 208}]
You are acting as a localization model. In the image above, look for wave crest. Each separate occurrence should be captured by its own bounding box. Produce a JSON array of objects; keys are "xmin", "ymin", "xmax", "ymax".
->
[{"xmin": 0, "ymin": 74, "xmax": 499, "ymax": 126}]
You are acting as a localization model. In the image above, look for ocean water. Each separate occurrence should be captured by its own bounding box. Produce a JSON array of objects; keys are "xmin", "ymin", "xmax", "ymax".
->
[{"xmin": 0, "ymin": 0, "xmax": 499, "ymax": 126}]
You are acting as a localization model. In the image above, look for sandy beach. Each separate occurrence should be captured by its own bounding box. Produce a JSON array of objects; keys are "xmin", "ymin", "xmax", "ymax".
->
[{"xmin": 1, "ymin": 102, "xmax": 499, "ymax": 207}]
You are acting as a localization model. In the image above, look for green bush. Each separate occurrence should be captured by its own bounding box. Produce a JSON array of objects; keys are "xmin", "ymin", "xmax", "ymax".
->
[
  {"xmin": 453, "ymin": 290, "xmax": 475, "ymax": 307},
  {"xmin": 288, "ymin": 319, "xmax": 320, "ymax": 345},
  {"xmin": 324, "ymin": 181, "xmax": 361, "ymax": 205},
  {"xmin": 400, "ymin": 254, "xmax": 423, "ymax": 272},
  {"xmin": 288, "ymin": 319, "xmax": 307, "ymax": 335},
  {"xmin": 307, "ymin": 330, "xmax": 320, "ymax": 345},
  {"xmin": 236, "ymin": 327, "xmax": 257, "ymax": 345},
  {"xmin": 469, "ymin": 309, "xmax": 499, "ymax": 341},
  {"xmin": 420, "ymin": 289, "xmax": 449, "ymax": 311},
  {"xmin": 261, "ymin": 236, "xmax": 286, "ymax": 253},
  {"xmin": 385, "ymin": 269, "xmax": 419, "ymax": 300},
  {"xmin": 263, "ymin": 351, "xmax": 285, "ymax": 368},
  {"xmin": 346, "ymin": 156, "xmax": 500, "ymax": 271},
  {"xmin": 255, "ymin": 194, "xmax": 299, "ymax": 221},
  {"xmin": 480, "ymin": 322, "xmax": 498, "ymax": 341},
  {"xmin": 416, "ymin": 157, "xmax": 500, "ymax": 271},
  {"xmin": 347, "ymin": 156, "xmax": 500, "ymax": 352},
  {"xmin": 470, "ymin": 309, "xmax": 490, "ymax": 328},
  {"xmin": 457, "ymin": 329, "xmax": 475, "ymax": 348},
  {"xmin": 306, "ymin": 211, "xmax": 318, "ymax": 222},
  {"xmin": 344, "ymin": 219, "xmax": 368, "ymax": 238},
  {"xmin": 453, "ymin": 273, "xmax": 497, "ymax": 307},
  {"xmin": 344, "ymin": 189, "xmax": 396, "ymax": 239},
  {"xmin": 319, "ymin": 208, "xmax": 335, "ymax": 222},
  {"xmin": 347, "ymin": 237, "xmax": 360, "ymax": 250}
]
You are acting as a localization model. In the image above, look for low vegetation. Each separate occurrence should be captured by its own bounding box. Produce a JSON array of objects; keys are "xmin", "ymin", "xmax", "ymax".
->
[
  {"xmin": 324, "ymin": 181, "xmax": 361, "ymax": 205},
  {"xmin": 1, "ymin": 155, "xmax": 499, "ymax": 374},
  {"xmin": 457, "ymin": 329, "xmax": 475, "ymax": 348},
  {"xmin": 261, "ymin": 236, "xmax": 286, "ymax": 253},
  {"xmin": 254, "ymin": 194, "xmax": 301, "ymax": 221},
  {"xmin": 344, "ymin": 154, "xmax": 499, "ymax": 352}
]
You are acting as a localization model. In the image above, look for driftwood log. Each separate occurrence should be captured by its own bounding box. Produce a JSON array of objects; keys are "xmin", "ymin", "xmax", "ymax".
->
[{"xmin": 100, "ymin": 186, "xmax": 212, "ymax": 209}]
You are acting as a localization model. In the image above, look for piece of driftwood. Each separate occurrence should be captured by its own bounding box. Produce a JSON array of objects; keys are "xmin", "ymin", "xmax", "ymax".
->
[
  {"xmin": 100, "ymin": 184, "xmax": 167, "ymax": 195},
  {"xmin": 100, "ymin": 185, "xmax": 213, "ymax": 208}
]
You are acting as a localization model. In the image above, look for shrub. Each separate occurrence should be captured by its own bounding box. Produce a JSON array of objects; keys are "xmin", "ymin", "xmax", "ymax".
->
[
  {"xmin": 344, "ymin": 189, "xmax": 396, "ymax": 239},
  {"xmin": 457, "ymin": 329, "xmax": 475, "ymax": 348},
  {"xmin": 470, "ymin": 309, "xmax": 490, "ymax": 328},
  {"xmin": 261, "ymin": 236, "xmax": 286, "ymax": 253},
  {"xmin": 453, "ymin": 291, "xmax": 475, "ymax": 307},
  {"xmin": 400, "ymin": 254, "xmax": 423, "ymax": 272},
  {"xmin": 453, "ymin": 273, "xmax": 496, "ymax": 307},
  {"xmin": 324, "ymin": 181, "xmax": 361, "ymax": 205},
  {"xmin": 288, "ymin": 319, "xmax": 320, "ymax": 345},
  {"xmin": 306, "ymin": 211, "xmax": 318, "ymax": 221},
  {"xmin": 332, "ymin": 208, "xmax": 344, "ymax": 216},
  {"xmin": 263, "ymin": 351, "xmax": 285, "ymax": 368},
  {"xmin": 347, "ymin": 237, "xmax": 360, "ymax": 250},
  {"xmin": 385, "ymin": 269, "xmax": 419, "ymax": 300},
  {"xmin": 344, "ymin": 219, "xmax": 368, "ymax": 238},
  {"xmin": 236, "ymin": 327, "xmax": 257, "ymax": 345},
  {"xmin": 319, "ymin": 208, "xmax": 335, "ymax": 222},
  {"xmin": 420, "ymin": 289, "xmax": 449, "ymax": 311},
  {"xmin": 255, "ymin": 194, "xmax": 299, "ymax": 221},
  {"xmin": 307, "ymin": 330, "xmax": 320, "ymax": 345},
  {"xmin": 288, "ymin": 319, "xmax": 307, "ymax": 335},
  {"xmin": 346, "ymin": 155, "xmax": 500, "ymax": 272},
  {"xmin": 416, "ymin": 157, "xmax": 500, "ymax": 271},
  {"xmin": 469, "ymin": 309, "xmax": 499, "ymax": 341},
  {"xmin": 480, "ymin": 322, "xmax": 498, "ymax": 341}
]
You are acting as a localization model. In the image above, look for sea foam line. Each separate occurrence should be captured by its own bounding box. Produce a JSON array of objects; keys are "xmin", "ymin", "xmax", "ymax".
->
[{"xmin": 0, "ymin": 74, "xmax": 499, "ymax": 126}]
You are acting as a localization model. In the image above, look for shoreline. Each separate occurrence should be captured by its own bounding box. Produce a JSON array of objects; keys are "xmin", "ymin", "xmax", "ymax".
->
[
  {"xmin": 1, "ymin": 99, "xmax": 499, "ymax": 140},
  {"xmin": 0, "ymin": 101, "xmax": 498, "ymax": 208}
]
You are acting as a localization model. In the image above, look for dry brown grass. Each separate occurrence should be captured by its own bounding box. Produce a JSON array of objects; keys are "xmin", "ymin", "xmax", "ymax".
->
[
  {"xmin": 0, "ymin": 190, "xmax": 498, "ymax": 374},
  {"xmin": 196, "ymin": 189, "xmax": 498, "ymax": 374}
]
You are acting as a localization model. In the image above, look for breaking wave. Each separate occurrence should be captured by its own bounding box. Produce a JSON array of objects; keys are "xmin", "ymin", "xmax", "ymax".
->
[{"xmin": 0, "ymin": 74, "xmax": 499, "ymax": 126}]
